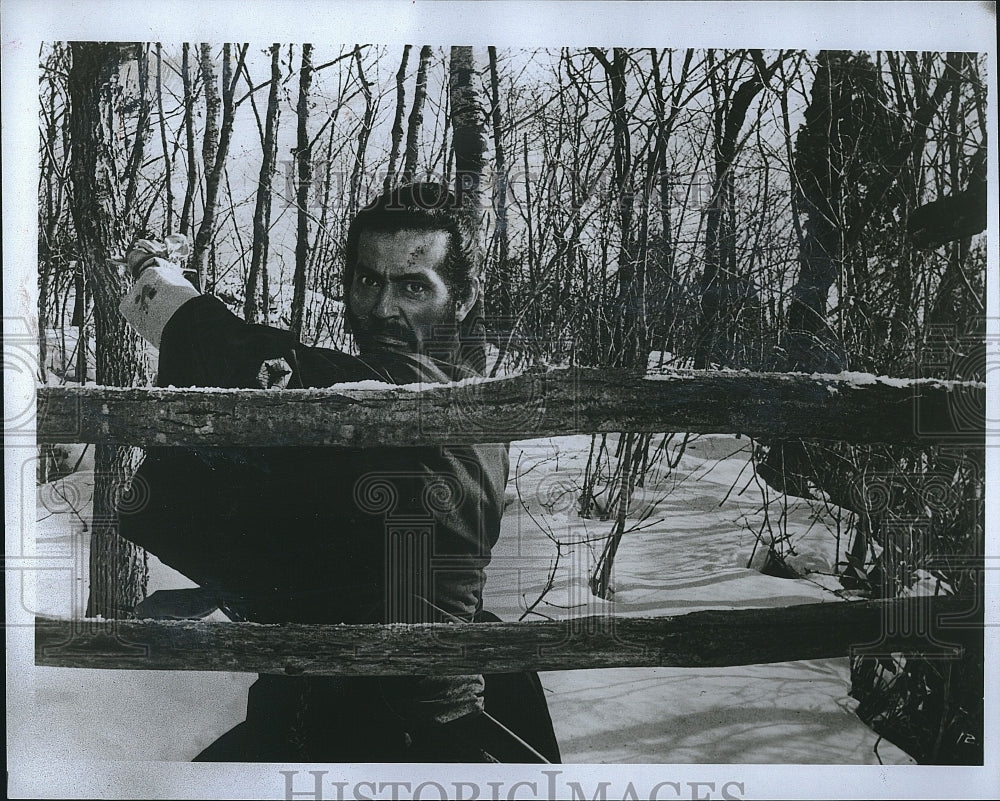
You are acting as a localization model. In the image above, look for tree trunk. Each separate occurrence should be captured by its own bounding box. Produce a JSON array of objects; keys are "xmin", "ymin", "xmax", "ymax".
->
[
  {"xmin": 290, "ymin": 43, "xmax": 314, "ymax": 339},
  {"xmin": 245, "ymin": 43, "xmax": 281, "ymax": 324},
  {"xmin": 178, "ymin": 43, "xmax": 197, "ymax": 237},
  {"xmin": 845, "ymin": 51, "xmax": 960, "ymax": 248},
  {"xmin": 307, "ymin": 110, "xmax": 344, "ymax": 345},
  {"xmin": 590, "ymin": 431, "xmax": 638, "ymax": 598},
  {"xmin": 440, "ymin": 84, "xmax": 453, "ymax": 187},
  {"xmin": 487, "ymin": 47, "xmax": 510, "ymax": 306},
  {"xmin": 72, "ymin": 265, "xmax": 89, "ymax": 383},
  {"xmin": 191, "ymin": 43, "xmax": 219, "ymax": 289},
  {"xmin": 67, "ymin": 41, "xmax": 150, "ymax": 619},
  {"xmin": 192, "ymin": 44, "xmax": 243, "ymax": 293},
  {"xmin": 348, "ymin": 45, "xmax": 374, "ymax": 219},
  {"xmin": 449, "ymin": 46, "xmax": 484, "ymax": 209},
  {"xmin": 696, "ymin": 50, "xmax": 779, "ymax": 369},
  {"xmin": 927, "ymin": 53, "xmax": 978, "ymax": 330},
  {"xmin": 448, "ymin": 46, "xmax": 487, "ymax": 371},
  {"xmin": 402, "ymin": 46, "xmax": 433, "ymax": 183},
  {"xmin": 122, "ymin": 44, "xmax": 150, "ymax": 224},
  {"xmin": 648, "ymin": 48, "xmax": 692, "ymax": 353},
  {"xmin": 384, "ymin": 45, "xmax": 411, "ymax": 192},
  {"xmin": 523, "ymin": 132, "xmax": 534, "ymax": 288},
  {"xmin": 155, "ymin": 43, "xmax": 174, "ymax": 235},
  {"xmin": 784, "ymin": 50, "xmax": 845, "ymax": 368},
  {"xmin": 590, "ymin": 47, "xmax": 641, "ymax": 369}
]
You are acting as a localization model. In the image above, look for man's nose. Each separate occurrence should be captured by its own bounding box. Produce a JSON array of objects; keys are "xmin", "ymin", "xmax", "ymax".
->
[{"xmin": 371, "ymin": 285, "xmax": 399, "ymax": 320}]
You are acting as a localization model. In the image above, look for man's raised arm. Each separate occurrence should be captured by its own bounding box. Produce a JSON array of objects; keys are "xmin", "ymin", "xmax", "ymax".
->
[{"xmin": 118, "ymin": 236, "xmax": 376, "ymax": 389}]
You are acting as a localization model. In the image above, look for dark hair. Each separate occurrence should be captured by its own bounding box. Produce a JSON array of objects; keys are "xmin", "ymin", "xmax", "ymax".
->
[
  {"xmin": 345, "ymin": 183, "xmax": 482, "ymax": 299},
  {"xmin": 344, "ymin": 183, "xmax": 487, "ymax": 375}
]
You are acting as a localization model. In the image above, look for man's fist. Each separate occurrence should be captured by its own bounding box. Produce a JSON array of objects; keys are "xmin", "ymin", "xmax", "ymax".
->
[{"xmin": 124, "ymin": 233, "xmax": 191, "ymax": 278}]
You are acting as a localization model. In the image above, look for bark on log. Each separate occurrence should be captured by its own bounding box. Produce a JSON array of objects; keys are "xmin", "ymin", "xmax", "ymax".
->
[
  {"xmin": 37, "ymin": 369, "xmax": 984, "ymax": 447},
  {"xmin": 35, "ymin": 596, "xmax": 981, "ymax": 676}
]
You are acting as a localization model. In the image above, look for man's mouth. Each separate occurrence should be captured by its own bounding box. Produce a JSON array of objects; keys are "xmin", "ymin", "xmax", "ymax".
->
[{"xmin": 370, "ymin": 333, "xmax": 413, "ymax": 351}]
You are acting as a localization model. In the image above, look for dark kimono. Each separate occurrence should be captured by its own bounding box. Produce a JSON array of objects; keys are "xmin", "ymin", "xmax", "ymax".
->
[{"xmin": 119, "ymin": 295, "xmax": 559, "ymax": 762}]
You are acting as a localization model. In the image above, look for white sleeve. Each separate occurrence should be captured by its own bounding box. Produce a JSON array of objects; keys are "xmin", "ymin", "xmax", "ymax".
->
[{"xmin": 119, "ymin": 258, "xmax": 201, "ymax": 348}]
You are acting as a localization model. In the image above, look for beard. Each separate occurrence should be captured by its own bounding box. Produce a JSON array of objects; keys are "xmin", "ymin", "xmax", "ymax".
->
[{"xmin": 347, "ymin": 311, "xmax": 418, "ymax": 355}]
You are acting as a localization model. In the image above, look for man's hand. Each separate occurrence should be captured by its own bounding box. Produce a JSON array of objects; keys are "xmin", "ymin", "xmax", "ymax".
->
[{"xmin": 123, "ymin": 233, "xmax": 191, "ymax": 277}]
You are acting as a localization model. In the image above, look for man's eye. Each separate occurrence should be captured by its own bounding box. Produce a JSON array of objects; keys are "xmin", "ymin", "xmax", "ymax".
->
[
  {"xmin": 405, "ymin": 282, "xmax": 427, "ymax": 295},
  {"xmin": 358, "ymin": 274, "xmax": 379, "ymax": 288}
]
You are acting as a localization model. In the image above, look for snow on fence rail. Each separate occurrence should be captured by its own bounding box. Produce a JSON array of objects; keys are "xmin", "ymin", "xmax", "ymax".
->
[
  {"xmin": 35, "ymin": 596, "xmax": 982, "ymax": 675},
  {"xmin": 33, "ymin": 367, "xmax": 985, "ymax": 674},
  {"xmin": 37, "ymin": 368, "xmax": 986, "ymax": 446}
]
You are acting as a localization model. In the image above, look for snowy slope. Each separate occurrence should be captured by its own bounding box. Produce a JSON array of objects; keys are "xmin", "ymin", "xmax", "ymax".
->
[{"xmin": 484, "ymin": 435, "xmax": 911, "ymax": 764}]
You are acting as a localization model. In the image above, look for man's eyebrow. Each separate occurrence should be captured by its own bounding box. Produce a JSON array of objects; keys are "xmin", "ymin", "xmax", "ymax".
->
[
  {"xmin": 393, "ymin": 271, "xmax": 435, "ymax": 282},
  {"xmin": 353, "ymin": 264, "xmax": 436, "ymax": 283}
]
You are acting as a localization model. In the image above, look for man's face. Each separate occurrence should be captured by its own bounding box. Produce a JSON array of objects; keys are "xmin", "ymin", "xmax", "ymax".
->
[{"xmin": 347, "ymin": 229, "xmax": 476, "ymax": 357}]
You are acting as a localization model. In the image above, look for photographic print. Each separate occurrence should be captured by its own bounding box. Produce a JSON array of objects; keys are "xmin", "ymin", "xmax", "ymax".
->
[{"xmin": 4, "ymin": 2, "xmax": 997, "ymax": 799}]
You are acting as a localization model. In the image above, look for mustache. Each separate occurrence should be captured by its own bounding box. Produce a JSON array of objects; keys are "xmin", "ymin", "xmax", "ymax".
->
[
  {"xmin": 348, "ymin": 312, "xmax": 418, "ymax": 346},
  {"xmin": 362, "ymin": 319, "xmax": 416, "ymax": 343},
  {"xmin": 346, "ymin": 308, "xmax": 461, "ymax": 354}
]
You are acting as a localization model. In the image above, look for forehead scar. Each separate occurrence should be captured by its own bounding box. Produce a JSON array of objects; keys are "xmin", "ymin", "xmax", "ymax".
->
[{"xmin": 407, "ymin": 242, "xmax": 431, "ymax": 269}]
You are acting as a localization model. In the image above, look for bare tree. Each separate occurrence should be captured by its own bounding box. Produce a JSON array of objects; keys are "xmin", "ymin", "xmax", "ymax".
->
[
  {"xmin": 289, "ymin": 42, "xmax": 314, "ymax": 339},
  {"xmin": 646, "ymin": 48, "xmax": 695, "ymax": 355},
  {"xmin": 191, "ymin": 43, "xmax": 219, "ymax": 289},
  {"xmin": 590, "ymin": 47, "xmax": 643, "ymax": 369},
  {"xmin": 191, "ymin": 44, "xmax": 247, "ymax": 293},
  {"xmin": 695, "ymin": 49, "xmax": 782, "ymax": 369},
  {"xmin": 348, "ymin": 44, "xmax": 375, "ymax": 219},
  {"xmin": 402, "ymin": 45, "xmax": 433, "ymax": 183},
  {"xmin": 487, "ymin": 47, "xmax": 511, "ymax": 317},
  {"xmin": 122, "ymin": 45, "xmax": 150, "ymax": 224},
  {"xmin": 449, "ymin": 46, "xmax": 487, "ymax": 372},
  {"xmin": 384, "ymin": 45, "xmax": 411, "ymax": 192},
  {"xmin": 67, "ymin": 42, "xmax": 151, "ymax": 618},
  {"xmin": 38, "ymin": 43, "xmax": 71, "ymax": 380},
  {"xmin": 450, "ymin": 46, "xmax": 485, "ymax": 208},
  {"xmin": 244, "ymin": 44, "xmax": 282, "ymax": 324},
  {"xmin": 178, "ymin": 42, "xmax": 198, "ymax": 237},
  {"xmin": 154, "ymin": 43, "xmax": 174, "ymax": 235}
]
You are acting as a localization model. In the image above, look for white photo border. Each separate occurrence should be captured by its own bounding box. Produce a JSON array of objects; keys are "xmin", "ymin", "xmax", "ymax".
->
[{"xmin": 4, "ymin": 2, "xmax": 998, "ymax": 799}]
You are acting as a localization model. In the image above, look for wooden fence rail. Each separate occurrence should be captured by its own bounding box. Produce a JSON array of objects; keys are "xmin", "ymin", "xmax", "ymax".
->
[
  {"xmin": 33, "ymin": 367, "xmax": 985, "ymax": 676},
  {"xmin": 37, "ymin": 368, "xmax": 985, "ymax": 447},
  {"xmin": 36, "ymin": 596, "xmax": 981, "ymax": 676}
]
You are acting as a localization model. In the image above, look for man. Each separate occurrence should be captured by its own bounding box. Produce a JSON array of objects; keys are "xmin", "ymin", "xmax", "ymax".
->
[{"xmin": 117, "ymin": 183, "xmax": 560, "ymax": 763}]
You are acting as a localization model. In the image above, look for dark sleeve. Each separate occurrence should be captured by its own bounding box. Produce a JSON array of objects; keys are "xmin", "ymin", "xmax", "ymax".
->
[
  {"xmin": 123, "ymin": 294, "xmax": 387, "ymax": 618},
  {"xmin": 157, "ymin": 294, "xmax": 383, "ymax": 388}
]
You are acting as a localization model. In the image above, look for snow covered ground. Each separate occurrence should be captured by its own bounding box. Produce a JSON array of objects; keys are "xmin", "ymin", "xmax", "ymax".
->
[
  {"xmin": 11, "ymin": 431, "xmax": 915, "ymax": 771},
  {"xmin": 487, "ymin": 434, "xmax": 912, "ymax": 765}
]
